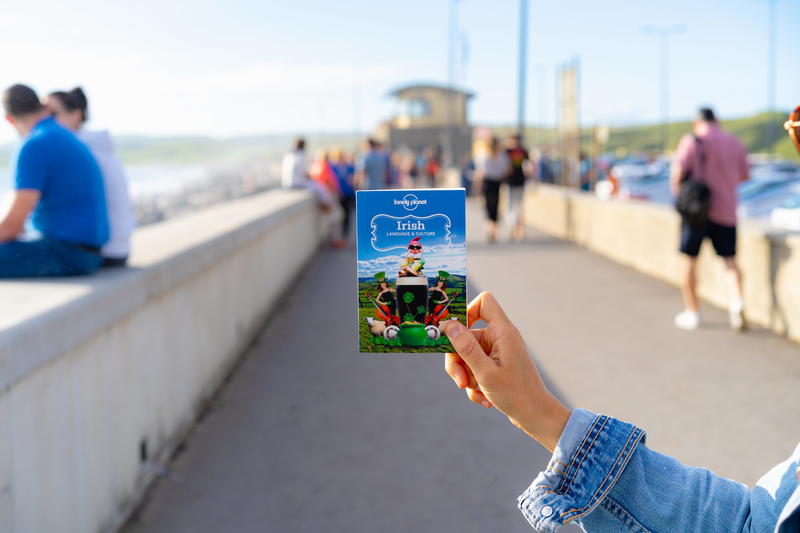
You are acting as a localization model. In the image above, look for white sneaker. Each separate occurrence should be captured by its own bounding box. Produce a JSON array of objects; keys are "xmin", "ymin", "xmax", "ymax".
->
[
  {"xmin": 729, "ymin": 301, "xmax": 747, "ymax": 332},
  {"xmin": 674, "ymin": 310, "xmax": 700, "ymax": 330}
]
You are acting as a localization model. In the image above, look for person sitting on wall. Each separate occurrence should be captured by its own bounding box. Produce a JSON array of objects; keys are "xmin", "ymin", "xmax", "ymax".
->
[
  {"xmin": 0, "ymin": 84, "xmax": 109, "ymax": 277},
  {"xmin": 47, "ymin": 87, "xmax": 135, "ymax": 267}
]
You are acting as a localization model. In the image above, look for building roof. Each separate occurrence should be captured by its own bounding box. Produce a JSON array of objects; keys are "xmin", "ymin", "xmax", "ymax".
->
[{"xmin": 387, "ymin": 83, "xmax": 475, "ymax": 100}]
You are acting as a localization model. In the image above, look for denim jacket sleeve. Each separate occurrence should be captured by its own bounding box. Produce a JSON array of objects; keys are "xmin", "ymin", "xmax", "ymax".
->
[{"xmin": 517, "ymin": 409, "xmax": 800, "ymax": 533}]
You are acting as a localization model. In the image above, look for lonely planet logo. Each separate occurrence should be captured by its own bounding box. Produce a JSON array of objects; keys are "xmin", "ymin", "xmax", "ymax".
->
[{"xmin": 394, "ymin": 194, "xmax": 427, "ymax": 211}]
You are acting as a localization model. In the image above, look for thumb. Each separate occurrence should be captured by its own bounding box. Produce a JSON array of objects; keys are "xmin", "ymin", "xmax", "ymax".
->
[{"xmin": 443, "ymin": 321, "xmax": 493, "ymax": 377}]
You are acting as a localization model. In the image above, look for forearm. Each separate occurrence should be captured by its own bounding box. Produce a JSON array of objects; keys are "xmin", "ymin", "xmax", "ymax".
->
[
  {"xmin": 669, "ymin": 164, "xmax": 683, "ymax": 197},
  {"xmin": 518, "ymin": 410, "xmax": 780, "ymax": 533},
  {"xmin": 515, "ymin": 394, "xmax": 570, "ymax": 453},
  {"xmin": 473, "ymin": 172, "xmax": 484, "ymax": 193},
  {"xmin": 0, "ymin": 190, "xmax": 38, "ymax": 242},
  {"xmin": 0, "ymin": 220, "xmax": 23, "ymax": 243}
]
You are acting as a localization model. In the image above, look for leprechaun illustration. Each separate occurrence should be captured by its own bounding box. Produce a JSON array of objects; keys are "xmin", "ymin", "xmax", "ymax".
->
[{"xmin": 398, "ymin": 236, "xmax": 425, "ymax": 278}]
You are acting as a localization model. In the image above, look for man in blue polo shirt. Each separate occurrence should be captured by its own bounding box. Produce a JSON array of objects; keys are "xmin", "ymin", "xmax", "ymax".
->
[{"xmin": 0, "ymin": 83, "xmax": 109, "ymax": 277}]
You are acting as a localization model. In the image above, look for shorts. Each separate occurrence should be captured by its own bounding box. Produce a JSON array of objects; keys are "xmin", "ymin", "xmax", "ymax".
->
[{"xmin": 679, "ymin": 221, "xmax": 736, "ymax": 258}]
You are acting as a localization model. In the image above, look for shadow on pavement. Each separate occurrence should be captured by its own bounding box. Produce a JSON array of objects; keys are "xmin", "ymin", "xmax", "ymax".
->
[{"xmin": 123, "ymin": 247, "xmax": 581, "ymax": 533}]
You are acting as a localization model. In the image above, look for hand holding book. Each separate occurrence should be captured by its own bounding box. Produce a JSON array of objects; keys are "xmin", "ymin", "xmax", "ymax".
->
[{"xmin": 443, "ymin": 292, "xmax": 571, "ymax": 452}]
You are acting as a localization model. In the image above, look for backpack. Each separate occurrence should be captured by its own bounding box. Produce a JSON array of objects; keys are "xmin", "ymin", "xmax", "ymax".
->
[{"xmin": 676, "ymin": 136, "xmax": 711, "ymax": 227}]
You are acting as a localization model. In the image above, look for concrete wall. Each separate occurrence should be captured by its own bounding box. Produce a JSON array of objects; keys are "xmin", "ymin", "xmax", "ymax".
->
[
  {"xmin": 0, "ymin": 190, "xmax": 322, "ymax": 533},
  {"xmin": 524, "ymin": 184, "xmax": 800, "ymax": 342}
]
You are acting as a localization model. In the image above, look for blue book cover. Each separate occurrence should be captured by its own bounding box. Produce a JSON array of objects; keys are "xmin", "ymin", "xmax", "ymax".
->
[{"xmin": 356, "ymin": 189, "xmax": 467, "ymax": 353}]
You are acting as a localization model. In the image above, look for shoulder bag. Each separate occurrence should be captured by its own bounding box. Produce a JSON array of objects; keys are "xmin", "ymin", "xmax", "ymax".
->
[{"xmin": 676, "ymin": 136, "xmax": 711, "ymax": 227}]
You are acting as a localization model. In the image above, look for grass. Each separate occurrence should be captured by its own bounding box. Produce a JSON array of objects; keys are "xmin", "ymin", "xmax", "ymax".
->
[
  {"xmin": 492, "ymin": 111, "xmax": 799, "ymax": 160},
  {"xmin": 358, "ymin": 274, "xmax": 467, "ymax": 354}
]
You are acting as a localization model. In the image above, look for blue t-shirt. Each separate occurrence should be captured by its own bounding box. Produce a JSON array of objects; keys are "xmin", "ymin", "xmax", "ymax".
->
[
  {"xmin": 12, "ymin": 117, "xmax": 109, "ymax": 247},
  {"xmin": 333, "ymin": 162, "xmax": 355, "ymax": 198}
]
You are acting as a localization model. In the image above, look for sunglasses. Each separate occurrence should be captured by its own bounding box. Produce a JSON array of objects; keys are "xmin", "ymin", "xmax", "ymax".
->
[
  {"xmin": 785, "ymin": 106, "xmax": 800, "ymax": 154},
  {"xmin": 408, "ymin": 245, "xmax": 422, "ymax": 251}
]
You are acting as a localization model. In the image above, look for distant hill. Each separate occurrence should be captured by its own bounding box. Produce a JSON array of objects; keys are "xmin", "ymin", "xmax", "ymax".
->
[
  {"xmin": 0, "ymin": 111, "xmax": 795, "ymax": 169},
  {"xmin": 492, "ymin": 111, "xmax": 798, "ymax": 159}
]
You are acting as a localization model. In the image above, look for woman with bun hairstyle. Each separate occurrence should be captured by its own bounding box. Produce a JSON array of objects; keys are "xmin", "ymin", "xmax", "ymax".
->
[{"xmin": 48, "ymin": 87, "xmax": 134, "ymax": 267}]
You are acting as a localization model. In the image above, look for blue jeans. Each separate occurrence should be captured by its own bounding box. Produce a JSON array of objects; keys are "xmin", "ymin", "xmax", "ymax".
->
[{"xmin": 0, "ymin": 238, "xmax": 103, "ymax": 278}]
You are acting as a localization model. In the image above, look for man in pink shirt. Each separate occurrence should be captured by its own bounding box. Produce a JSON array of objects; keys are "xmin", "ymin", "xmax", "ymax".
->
[{"xmin": 669, "ymin": 108, "xmax": 749, "ymax": 331}]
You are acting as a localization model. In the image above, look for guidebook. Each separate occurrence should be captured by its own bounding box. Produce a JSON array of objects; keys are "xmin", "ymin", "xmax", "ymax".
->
[{"xmin": 356, "ymin": 188, "xmax": 467, "ymax": 353}]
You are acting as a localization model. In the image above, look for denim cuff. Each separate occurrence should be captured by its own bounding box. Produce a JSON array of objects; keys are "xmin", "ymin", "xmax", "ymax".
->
[{"xmin": 517, "ymin": 408, "xmax": 646, "ymax": 532}]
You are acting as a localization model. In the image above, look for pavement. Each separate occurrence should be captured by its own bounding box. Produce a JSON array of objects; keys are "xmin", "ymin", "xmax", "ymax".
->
[{"xmin": 122, "ymin": 201, "xmax": 800, "ymax": 533}]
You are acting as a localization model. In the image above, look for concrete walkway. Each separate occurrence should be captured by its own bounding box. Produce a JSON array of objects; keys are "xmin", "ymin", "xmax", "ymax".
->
[{"xmin": 123, "ymin": 202, "xmax": 800, "ymax": 533}]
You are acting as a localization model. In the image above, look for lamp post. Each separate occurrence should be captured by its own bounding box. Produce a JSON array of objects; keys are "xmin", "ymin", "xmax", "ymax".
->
[
  {"xmin": 445, "ymin": 0, "xmax": 461, "ymax": 167},
  {"xmin": 643, "ymin": 25, "xmax": 685, "ymax": 154},
  {"xmin": 517, "ymin": 0, "xmax": 529, "ymax": 142},
  {"xmin": 764, "ymin": 0, "xmax": 779, "ymax": 155}
]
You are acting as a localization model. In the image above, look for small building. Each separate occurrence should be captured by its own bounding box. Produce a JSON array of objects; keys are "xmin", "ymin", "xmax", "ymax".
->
[{"xmin": 375, "ymin": 83, "xmax": 474, "ymax": 166}]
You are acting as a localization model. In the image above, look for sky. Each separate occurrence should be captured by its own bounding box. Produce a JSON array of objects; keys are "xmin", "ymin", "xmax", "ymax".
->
[{"xmin": 0, "ymin": 0, "xmax": 796, "ymax": 144}]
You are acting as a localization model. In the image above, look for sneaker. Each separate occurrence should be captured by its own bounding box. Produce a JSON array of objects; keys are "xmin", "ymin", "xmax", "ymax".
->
[
  {"xmin": 729, "ymin": 303, "xmax": 748, "ymax": 332},
  {"xmin": 674, "ymin": 310, "xmax": 700, "ymax": 330}
]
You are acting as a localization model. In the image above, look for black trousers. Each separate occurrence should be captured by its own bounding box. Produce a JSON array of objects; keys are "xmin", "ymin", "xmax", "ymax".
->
[
  {"xmin": 483, "ymin": 180, "xmax": 501, "ymax": 222},
  {"xmin": 340, "ymin": 196, "xmax": 354, "ymax": 237}
]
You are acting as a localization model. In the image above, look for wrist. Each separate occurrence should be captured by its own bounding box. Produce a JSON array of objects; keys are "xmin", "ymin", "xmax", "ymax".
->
[{"xmin": 517, "ymin": 395, "xmax": 571, "ymax": 452}]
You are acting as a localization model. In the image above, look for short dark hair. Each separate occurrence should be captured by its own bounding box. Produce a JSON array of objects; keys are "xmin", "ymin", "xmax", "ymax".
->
[
  {"xmin": 368, "ymin": 138, "xmax": 378, "ymax": 149},
  {"xmin": 697, "ymin": 107, "xmax": 717, "ymax": 123},
  {"xmin": 3, "ymin": 84, "xmax": 43, "ymax": 117},
  {"xmin": 49, "ymin": 87, "xmax": 89, "ymax": 123},
  {"xmin": 294, "ymin": 137, "xmax": 306, "ymax": 150}
]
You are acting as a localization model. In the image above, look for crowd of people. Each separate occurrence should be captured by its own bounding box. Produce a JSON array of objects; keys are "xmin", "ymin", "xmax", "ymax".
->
[
  {"xmin": 284, "ymin": 107, "xmax": 780, "ymax": 338},
  {"xmin": 0, "ymin": 84, "xmax": 134, "ymax": 278},
  {"xmin": 281, "ymin": 133, "xmax": 542, "ymax": 246}
]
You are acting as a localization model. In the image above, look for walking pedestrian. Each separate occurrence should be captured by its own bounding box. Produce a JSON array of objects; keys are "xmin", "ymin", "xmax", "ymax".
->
[
  {"xmin": 535, "ymin": 148, "xmax": 554, "ymax": 184},
  {"xmin": 459, "ymin": 153, "xmax": 475, "ymax": 197},
  {"xmin": 505, "ymin": 135, "xmax": 531, "ymax": 241},
  {"xmin": 669, "ymin": 108, "xmax": 749, "ymax": 331},
  {"xmin": 354, "ymin": 138, "xmax": 388, "ymax": 190},
  {"xmin": 310, "ymin": 151, "xmax": 345, "ymax": 249},
  {"xmin": 331, "ymin": 149, "xmax": 355, "ymax": 238},
  {"xmin": 281, "ymin": 137, "xmax": 308, "ymax": 190},
  {"xmin": 474, "ymin": 137, "xmax": 511, "ymax": 243}
]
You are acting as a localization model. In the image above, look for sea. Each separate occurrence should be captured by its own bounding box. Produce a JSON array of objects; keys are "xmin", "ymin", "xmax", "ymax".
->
[{"xmin": 0, "ymin": 164, "xmax": 209, "ymax": 199}]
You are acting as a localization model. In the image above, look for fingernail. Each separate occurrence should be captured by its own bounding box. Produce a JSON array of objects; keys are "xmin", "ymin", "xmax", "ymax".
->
[
  {"xmin": 481, "ymin": 400, "xmax": 491, "ymax": 408},
  {"xmin": 444, "ymin": 320, "xmax": 465, "ymax": 340}
]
